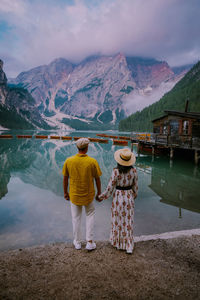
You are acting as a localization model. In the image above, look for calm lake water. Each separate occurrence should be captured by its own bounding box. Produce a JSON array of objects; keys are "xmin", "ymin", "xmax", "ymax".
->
[{"xmin": 0, "ymin": 130, "xmax": 200, "ymax": 251}]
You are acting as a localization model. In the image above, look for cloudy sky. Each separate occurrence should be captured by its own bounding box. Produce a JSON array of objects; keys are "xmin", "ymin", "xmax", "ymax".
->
[{"xmin": 0, "ymin": 0, "xmax": 200, "ymax": 77}]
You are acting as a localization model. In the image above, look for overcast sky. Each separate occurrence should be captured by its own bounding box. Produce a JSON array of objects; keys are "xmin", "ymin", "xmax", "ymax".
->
[{"xmin": 0, "ymin": 0, "xmax": 200, "ymax": 77}]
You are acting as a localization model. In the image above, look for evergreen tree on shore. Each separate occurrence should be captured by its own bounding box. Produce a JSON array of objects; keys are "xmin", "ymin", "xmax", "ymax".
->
[{"xmin": 119, "ymin": 61, "xmax": 200, "ymax": 132}]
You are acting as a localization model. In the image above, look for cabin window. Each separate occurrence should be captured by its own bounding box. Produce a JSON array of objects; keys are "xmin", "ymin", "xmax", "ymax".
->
[
  {"xmin": 170, "ymin": 120, "xmax": 179, "ymax": 135},
  {"xmin": 153, "ymin": 126, "xmax": 160, "ymax": 133},
  {"xmin": 182, "ymin": 120, "xmax": 189, "ymax": 135},
  {"xmin": 163, "ymin": 125, "xmax": 168, "ymax": 135}
]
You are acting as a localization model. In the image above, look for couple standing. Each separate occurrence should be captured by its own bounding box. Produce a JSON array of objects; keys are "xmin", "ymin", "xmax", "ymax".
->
[{"xmin": 63, "ymin": 137, "xmax": 138, "ymax": 254}]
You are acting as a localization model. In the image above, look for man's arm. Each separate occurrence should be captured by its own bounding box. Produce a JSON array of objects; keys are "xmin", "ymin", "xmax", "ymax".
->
[
  {"xmin": 95, "ymin": 177, "xmax": 101, "ymax": 201},
  {"xmin": 63, "ymin": 175, "xmax": 70, "ymax": 201}
]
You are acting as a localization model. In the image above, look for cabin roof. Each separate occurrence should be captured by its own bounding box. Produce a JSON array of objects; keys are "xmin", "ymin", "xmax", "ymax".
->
[{"xmin": 152, "ymin": 110, "xmax": 200, "ymax": 123}]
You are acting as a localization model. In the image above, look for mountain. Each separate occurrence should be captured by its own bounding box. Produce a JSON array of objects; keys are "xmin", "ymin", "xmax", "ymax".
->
[
  {"xmin": 119, "ymin": 61, "xmax": 200, "ymax": 132},
  {"xmin": 9, "ymin": 54, "xmax": 190, "ymax": 130},
  {"xmin": 0, "ymin": 60, "xmax": 51, "ymax": 129}
]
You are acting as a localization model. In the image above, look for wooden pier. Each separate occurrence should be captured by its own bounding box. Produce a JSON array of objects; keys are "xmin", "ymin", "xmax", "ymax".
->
[
  {"xmin": 131, "ymin": 107, "xmax": 200, "ymax": 165},
  {"xmin": 131, "ymin": 133, "xmax": 200, "ymax": 164}
]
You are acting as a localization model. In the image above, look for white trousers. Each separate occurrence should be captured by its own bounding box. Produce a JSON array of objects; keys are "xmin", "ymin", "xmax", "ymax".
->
[{"xmin": 70, "ymin": 201, "xmax": 95, "ymax": 243}]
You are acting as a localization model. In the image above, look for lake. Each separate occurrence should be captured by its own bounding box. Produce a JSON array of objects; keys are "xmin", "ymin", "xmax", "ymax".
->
[{"xmin": 0, "ymin": 130, "xmax": 200, "ymax": 251}]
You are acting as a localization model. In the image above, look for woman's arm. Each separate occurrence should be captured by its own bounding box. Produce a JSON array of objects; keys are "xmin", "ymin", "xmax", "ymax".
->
[
  {"xmin": 132, "ymin": 168, "xmax": 138, "ymax": 199},
  {"xmin": 99, "ymin": 169, "xmax": 117, "ymax": 200}
]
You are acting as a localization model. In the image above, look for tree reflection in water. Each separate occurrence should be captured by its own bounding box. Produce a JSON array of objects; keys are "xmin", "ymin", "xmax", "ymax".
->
[{"xmin": 0, "ymin": 131, "xmax": 200, "ymax": 250}]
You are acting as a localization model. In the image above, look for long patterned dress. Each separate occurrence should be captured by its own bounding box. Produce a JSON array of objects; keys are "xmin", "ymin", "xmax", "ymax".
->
[{"xmin": 100, "ymin": 167, "xmax": 138, "ymax": 253}]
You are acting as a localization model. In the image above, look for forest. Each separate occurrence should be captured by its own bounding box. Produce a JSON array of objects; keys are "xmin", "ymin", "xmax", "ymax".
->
[{"xmin": 119, "ymin": 61, "xmax": 200, "ymax": 132}]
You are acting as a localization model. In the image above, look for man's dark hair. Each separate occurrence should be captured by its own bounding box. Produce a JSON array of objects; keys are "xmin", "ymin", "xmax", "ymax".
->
[{"xmin": 78, "ymin": 145, "xmax": 88, "ymax": 151}]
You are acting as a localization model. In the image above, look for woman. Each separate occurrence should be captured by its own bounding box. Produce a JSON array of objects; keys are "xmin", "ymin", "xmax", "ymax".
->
[{"xmin": 99, "ymin": 148, "xmax": 138, "ymax": 254}]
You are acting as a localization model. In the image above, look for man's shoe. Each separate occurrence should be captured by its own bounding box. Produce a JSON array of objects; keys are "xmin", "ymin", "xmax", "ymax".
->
[
  {"xmin": 73, "ymin": 241, "xmax": 81, "ymax": 250},
  {"xmin": 86, "ymin": 242, "xmax": 96, "ymax": 251}
]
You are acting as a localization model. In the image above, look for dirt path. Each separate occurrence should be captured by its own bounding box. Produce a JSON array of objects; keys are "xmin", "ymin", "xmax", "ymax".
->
[{"xmin": 0, "ymin": 235, "xmax": 200, "ymax": 300}]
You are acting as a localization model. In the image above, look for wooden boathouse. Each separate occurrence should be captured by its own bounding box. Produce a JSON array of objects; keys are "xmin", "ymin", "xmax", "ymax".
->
[{"xmin": 131, "ymin": 103, "xmax": 200, "ymax": 164}]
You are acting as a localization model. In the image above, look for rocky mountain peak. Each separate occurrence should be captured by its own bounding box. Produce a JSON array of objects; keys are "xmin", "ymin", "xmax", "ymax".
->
[
  {"xmin": 126, "ymin": 57, "xmax": 174, "ymax": 88},
  {"xmin": 0, "ymin": 60, "xmax": 8, "ymax": 105},
  {"xmin": 6, "ymin": 54, "xmax": 191, "ymax": 130},
  {"xmin": 0, "ymin": 58, "xmax": 51, "ymax": 129},
  {"xmin": 0, "ymin": 60, "xmax": 7, "ymax": 86},
  {"xmin": 0, "ymin": 59, "xmax": 3, "ymax": 69}
]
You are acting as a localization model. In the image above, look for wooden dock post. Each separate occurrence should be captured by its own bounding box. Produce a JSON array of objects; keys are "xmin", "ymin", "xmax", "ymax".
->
[
  {"xmin": 194, "ymin": 150, "xmax": 200, "ymax": 165},
  {"xmin": 170, "ymin": 147, "xmax": 174, "ymax": 159},
  {"xmin": 151, "ymin": 146, "xmax": 155, "ymax": 162},
  {"xmin": 169, "ymin": 147, "xmax": 174, "ymax": 168},
  {"xmin": 137, "ymin": 143, "xmax": 140, "ymax": 157},
  {"xmin": 179, "ymin": 207, "xmax": 182, "ymax": 219},
  {"xmin": 131, "ymin": 142, "xmax": 133, "ymax": 152}
]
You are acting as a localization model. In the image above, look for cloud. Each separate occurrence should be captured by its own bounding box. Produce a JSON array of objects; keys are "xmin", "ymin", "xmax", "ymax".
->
[
  {"xmin": 0, "ymin": 0, "xmax": 26, "ymax": 15},
  {"xmin": 123, "ymin": 80, "xmax": 178, "ymax": 115},
  {"xmin": 0, "ymin": 0, "xmax": 200, "ymax": 77}
]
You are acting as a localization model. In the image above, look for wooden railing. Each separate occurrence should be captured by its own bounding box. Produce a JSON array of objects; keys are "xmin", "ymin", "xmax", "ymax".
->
[{"xmin": 131, "ymin": 133, "xmax": 200, "ymax": 149}]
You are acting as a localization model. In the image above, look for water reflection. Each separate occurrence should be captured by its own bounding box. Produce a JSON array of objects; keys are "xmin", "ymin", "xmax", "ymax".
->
[
  {"xmin": 0, "ymin": 131, "xmax": 200, "ymax": 250},
  {"xmin": 137, "ymin": 156, "xmax": 200, "ymax": 214},
  {"xmin": 0, "ymin": 133, "xmax": 117, "ymax": 199}
]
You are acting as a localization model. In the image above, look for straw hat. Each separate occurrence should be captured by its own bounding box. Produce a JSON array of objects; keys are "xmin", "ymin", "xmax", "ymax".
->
[
  {"xmin": 76, "ymin": 138, "xmax": 90, "ymax": 149},
  {"xmin": 114, "ymin": 148, "xmax": 136, "ymax": 166}
]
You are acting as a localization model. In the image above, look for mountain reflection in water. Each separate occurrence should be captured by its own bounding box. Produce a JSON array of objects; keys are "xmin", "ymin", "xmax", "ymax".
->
[{"xmin": 0, "ymin": 131, "xmax": 200, "ymax": 251}]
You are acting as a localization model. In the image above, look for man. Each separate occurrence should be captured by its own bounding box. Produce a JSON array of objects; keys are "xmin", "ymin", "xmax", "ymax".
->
[{"xmin": 63, "ymin": 137, "xmax": 102, "ymax": 251}]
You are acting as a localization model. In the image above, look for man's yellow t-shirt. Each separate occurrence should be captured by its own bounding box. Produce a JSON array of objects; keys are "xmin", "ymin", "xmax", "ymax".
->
[{"xmin": 62, "ymin": 154, "xmax": 102, "ymax": 205}]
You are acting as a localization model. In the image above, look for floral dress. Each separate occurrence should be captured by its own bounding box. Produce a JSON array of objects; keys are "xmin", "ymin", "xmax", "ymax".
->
[{"xmin": 100, "ymin": 167, "xmax": 138, "ymax": 253}]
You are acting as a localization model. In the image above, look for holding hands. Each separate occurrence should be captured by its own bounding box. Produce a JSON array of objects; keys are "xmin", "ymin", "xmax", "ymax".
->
[{"xmin": 96, "ymin": 194, "xmax": 103, "ymax": 202}]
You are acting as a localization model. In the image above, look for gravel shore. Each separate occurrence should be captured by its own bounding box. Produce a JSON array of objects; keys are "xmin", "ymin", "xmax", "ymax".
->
[{"xmin": 0, "ymin": 235, "xmax": 200, "ymax": 300}]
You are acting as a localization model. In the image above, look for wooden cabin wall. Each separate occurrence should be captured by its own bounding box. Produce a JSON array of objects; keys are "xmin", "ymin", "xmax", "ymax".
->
[
  {"xmin": 153, "ymin": 115, "xmax": 199, "ymax": 137},
  {"xmin": 192, "ymin": 121, "xmax": 200, "ymax": 137}
]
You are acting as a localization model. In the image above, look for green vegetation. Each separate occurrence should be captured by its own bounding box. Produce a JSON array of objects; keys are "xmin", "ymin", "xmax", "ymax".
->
[
  {"xmin": 76, "ymin": 77, "xmax": 102, "ymax": 93},
  {"xmin": 43, "ymin": 110, "xmax": 56, "ymax": 117},
  {"xmin": 0, "ymin": 85, "xmax": 51, "ymax": 129},
  {"xmin": 119, "ymin": 61, "xmax": 200, "ymax": 132},
  {"xmin": 98, "ymin": 110, "xmax": 113, "ymax": 123},
  {"xmin": 55, "ymin": 90, "xmax": 68, "ymax": 108},
  {"xmin": 120, "ymin": 86, "xmax": 134, "ymax": 94},
  {"xmin": 62, "ymin": 118, "xmax": 117, "ymax": 130},
  {"xmin": 0, "ymin": 104, "xmax": 34, "ymax": 129}
]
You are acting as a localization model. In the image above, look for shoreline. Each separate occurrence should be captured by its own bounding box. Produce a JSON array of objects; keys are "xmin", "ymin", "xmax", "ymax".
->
[
  {"xmin": 1, "ymin": 228, "xmax": 200, "ymax": 253},
  {"xmin": 0, "ymin": 230, "xmax": 200, "ymax": 299}
]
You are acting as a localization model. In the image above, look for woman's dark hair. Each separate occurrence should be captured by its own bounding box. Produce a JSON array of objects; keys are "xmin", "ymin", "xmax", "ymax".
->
[{"xmin": 116, "ymin": 163, "xmax": 133, "ymax": 174}]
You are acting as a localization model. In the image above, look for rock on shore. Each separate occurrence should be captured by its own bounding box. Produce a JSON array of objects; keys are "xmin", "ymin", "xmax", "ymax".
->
[{"xmin": 0, "ymin": 235, "xmax": 200, "ymax": 299}]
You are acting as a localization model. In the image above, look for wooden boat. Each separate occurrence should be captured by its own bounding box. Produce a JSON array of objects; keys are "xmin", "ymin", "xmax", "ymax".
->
[
  {"xmin": 96, "ymin": 134, "xmax": 107, "ymax": 137},
  {"xmin": 118, "ymin": 136, "xmax": 131, "ymax": 140},
  {"xmin": 35, "ymin": 135, "xmax": 48, "ymax": 139},
  {"xmin": 17, "ymin": 135, "xmax": 32, "ymax": 139},
  {"xmin": 113, "ymin": 139, "xmax": 128, "ymax": 146},
  {"xmin": 73, "ymin": 137, "xmax": 82, "ymax": 141},
  {"xmin": 106, "ymin": 135, "xmax": 118, "ymax": 139},
  {"xmin": 97, "ymin": 139, "xmax": 108, "ymax": 144},
  {"xmin": 96, "ymin": 133, "xmax": 118, "ymax": 139},
  {"xmin": 89, "ymin": 138, "xmax": 108, "ymax": 143},
  {"xmin": 61, "ymin": 136, "xmax": 72, "ymax": 140},
  {"xmin": 50, "ymin": 136, "xmax": 60, "ymax": 140},
  {"xmin": 0, "ymin": 135, "xmax": 13, "ymax": 139}
]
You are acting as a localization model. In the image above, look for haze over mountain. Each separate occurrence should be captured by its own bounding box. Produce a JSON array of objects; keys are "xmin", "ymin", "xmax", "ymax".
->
[
  {"xmin": 119, "ymin": 61, "xmax": 200, "ymax": 132},
  {"xmin": 4, "ymin": 54, "xmax": 190, "ymax": 130}
]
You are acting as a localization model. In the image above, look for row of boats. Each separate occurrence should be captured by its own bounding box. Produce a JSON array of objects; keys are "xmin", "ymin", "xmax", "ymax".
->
[{"xmin": 0, "ymin": 134, "xmax": 131, "ymax": 145}]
